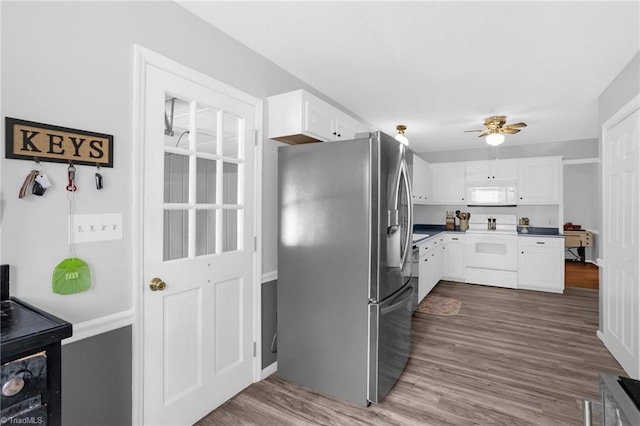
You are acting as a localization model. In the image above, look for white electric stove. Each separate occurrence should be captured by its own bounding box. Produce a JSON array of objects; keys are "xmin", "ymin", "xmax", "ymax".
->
[{"xmin": 465, "ymin": 214, "xmax": 518, "ymax": 288}]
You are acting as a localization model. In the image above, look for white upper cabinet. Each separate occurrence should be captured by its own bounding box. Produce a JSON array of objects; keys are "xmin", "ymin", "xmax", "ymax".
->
[
  {"xmin": 430, "ymin": 163, "xmax": 467, "ymax": 204},
  {"xmin": 335, "ymin": 111, "xmax": 364, "ymax": 140},
  {"xmin": 517, "ymin": 157, "xmax": 562, "ymax": 204},
  {"xmin": 304, "ymin": 95, "xmax": 336, "ymax": 141},
  {"xmin": 268, "ymin": 89, "xmax": 371, "ymax": 144},
  {"xmin": 412, "ymin": 155, "xmax": 431, "ymax": 204},
  {"xmin": 424, "ymin": 157, "xmax": 561, "ymax": 205},
  {"xmin": 466, "ymin": 161, "xmax": 518, "ymax": 182}
]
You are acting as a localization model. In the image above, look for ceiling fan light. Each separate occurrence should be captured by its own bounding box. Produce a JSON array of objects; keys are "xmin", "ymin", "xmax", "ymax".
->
[{"xmin": 486, "ymin": 133, "xmax": 505, "ymax": 146}]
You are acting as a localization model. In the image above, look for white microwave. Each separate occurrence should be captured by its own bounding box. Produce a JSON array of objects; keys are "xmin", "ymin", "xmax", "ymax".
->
[{"xmin": 467, "ymin": 185, "xmax": 517, "ymax": 206}]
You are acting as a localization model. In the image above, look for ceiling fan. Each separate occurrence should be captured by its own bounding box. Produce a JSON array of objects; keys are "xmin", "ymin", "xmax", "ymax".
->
[{"xmin": 465, "ymin": 116, "xmax": 527, "ymax": 146}]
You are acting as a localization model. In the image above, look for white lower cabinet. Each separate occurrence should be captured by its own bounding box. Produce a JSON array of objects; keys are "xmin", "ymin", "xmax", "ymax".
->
[
  {"xmin": 415, "ymin": 232, "xmax": 564, "ymax": 301},
  {"xmin": 442, "ymin": 234, "xmax": 465, "ymax": 281},
  {"xmin": 517, "ymin": 236, "xmax": 565, "ymax": 293},
  {"xmin": 417, "ymin": 236, "xmax": 444, "ymax": 302}
]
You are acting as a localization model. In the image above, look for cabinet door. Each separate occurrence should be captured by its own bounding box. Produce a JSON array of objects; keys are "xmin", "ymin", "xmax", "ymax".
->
[
  {"xmin": 467, "ymin": 161, "xmax": 518, "ymax": 182},
  {"xmin": 303, "ymin": 97, "xmax": 335, "ymax": 141},
  {"xmin": 430, "ymin": 163, "xmax": 466, "ymax": 204},
  {"xmin": 465, "ymin": 162, "xmax": 493, "ymax": 182},
  {"xmin": 425, "ymin": 249, "xmax": 439, "ymax": 296},
  {"xmin": 434, "ymin": 245, "xmax": 443, "ymax": 287},
  {"xmin": 517, "ymin": 238, "xmax": 564, "ymax": 292},
  {"xmin": 443, "ymin": 235, "xmax": 465, "ymax": 281},
  {"xmin": 492, "ymin": 162, "xmax": 518, "ymax": 181},
  {"xmin": 335, "ymin": 112, "xmax": 361, "ymax": 141},
  {"xmin": 418, "ymin": 244, "xmax": 442, "ymax": 300},
  {"xmin": 418, "ymin": 252, "xmax": 429, "ymax": 302},
  {"xmin": 412, "ymin": 155, "xmax": 431, "ymax": 204},
  {"xmin": 518, "ymin": 159, "xmax": 560, "ymax": 204}
]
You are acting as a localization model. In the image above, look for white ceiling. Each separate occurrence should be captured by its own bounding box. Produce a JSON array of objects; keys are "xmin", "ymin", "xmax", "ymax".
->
[{"xmin": 177, "ymin": 1, "xmax": 639, "ymax": 153}]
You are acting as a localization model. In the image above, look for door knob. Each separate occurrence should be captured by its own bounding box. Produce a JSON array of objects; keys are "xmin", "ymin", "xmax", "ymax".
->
[{"xmin": 149, "ymin": 277, "xmax": 166, "ymax": 291}]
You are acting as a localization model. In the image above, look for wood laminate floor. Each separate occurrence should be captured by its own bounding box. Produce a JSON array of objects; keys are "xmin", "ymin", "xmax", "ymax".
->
[
  {"xmin": 196, "ymin": 282, "xmax": 624, "ymax": 426},
  {"xmin": 565, "ymin": 261, "xmax": 599, "ymax": 289}
]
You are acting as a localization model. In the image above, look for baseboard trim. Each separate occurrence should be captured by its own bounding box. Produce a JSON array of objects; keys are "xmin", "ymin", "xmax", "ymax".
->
[
  {"xmin": 261, "ymin": 362, "xmax": 277, "ymax": 380},
  {"xmin": 62, "ymin": 309, "xmax": 135, "ymax": 345}
]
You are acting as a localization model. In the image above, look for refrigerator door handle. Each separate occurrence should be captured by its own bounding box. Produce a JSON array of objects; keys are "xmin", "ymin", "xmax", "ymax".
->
[
  {"xmin": 388, "ymin": 209, "xmax": 399, "ymax": 233},
  {"xmin": 381, "ymin": 283, "xmax": 414, "ymax": 315},
  {"xmin": 398, "ymin": 159, "xmax": 413, "ymax": 271}
]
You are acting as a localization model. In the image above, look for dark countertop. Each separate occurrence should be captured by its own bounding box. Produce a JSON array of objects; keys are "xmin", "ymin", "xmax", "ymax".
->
[
  {"xmin": 518, "ymin": 227, "xmax": 564, "ymax": 237},
  {"xmin": 414, "ymin": 224, "xmax": 465, "ymax": 235},
  {"xmin": 414, "ymin": 224, "xmax": 564, "ymax": 237},
  {"xmin": 1, "ymin": 298, "xmax": 72, "ymax": 361}
]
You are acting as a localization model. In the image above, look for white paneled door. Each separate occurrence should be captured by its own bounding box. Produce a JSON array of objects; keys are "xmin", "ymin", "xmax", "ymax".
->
[
  {"xmin": 142, "ymin": 62, "xmax": 259, "ymax": 425},
  {"xmin": 600, "ymin": 95, "xmax": 640, "ymax": 379}
]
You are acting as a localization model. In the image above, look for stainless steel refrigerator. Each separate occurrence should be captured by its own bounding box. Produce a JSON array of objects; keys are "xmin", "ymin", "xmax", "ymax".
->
[{"xmin": 277, "ymin": 131, "xmax": 417, "ymax": 406}]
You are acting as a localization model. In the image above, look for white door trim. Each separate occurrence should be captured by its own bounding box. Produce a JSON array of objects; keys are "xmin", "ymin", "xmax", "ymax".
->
[
  {"xmin": 132, "ymin": 45, "xmax": 263, "ymax": 425},
  {"xmin": 597, "ymin": 91, "xmax": 640, "ymax": 377},
  {"xmin": 597, "ymin": 91, "xmax": 640, "ymax": 267}
]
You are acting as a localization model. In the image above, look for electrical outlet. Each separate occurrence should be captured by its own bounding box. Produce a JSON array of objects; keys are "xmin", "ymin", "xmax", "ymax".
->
[
  {"xmin": 70, "ymin": 214, "xmax": 123, "ymax": 243},
  {"xmin": 548, "ymin": 218, "xmax": 554, "ymax": 225}
]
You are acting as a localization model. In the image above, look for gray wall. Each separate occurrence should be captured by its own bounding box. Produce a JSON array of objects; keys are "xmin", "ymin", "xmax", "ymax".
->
[
  {"xmin": 599, "ymin": 51, "xmax": 640, "ymax": 128},
  {"xmin": 1, "ymin": 1, "xmax": 360, "ymax": 422},
  {"xmin": 62, "ymin": 327, "xmax": 132, "ymax": 426},
  {"xmin": 597, "ymin": 51, "xmax": 640, "ymax": 331},
  {"xmin": 0, "ymin": 0, "xmax": 316, "ymax": 323},
  {"xmin": 261, "ymin": 280, "xmax": 278, "ymax": 368}
]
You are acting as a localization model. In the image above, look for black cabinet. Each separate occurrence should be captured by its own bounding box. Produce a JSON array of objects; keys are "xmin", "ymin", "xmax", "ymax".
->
[{"xmin": 1, "ymin": 297, "xmax": 72, "ymax": 426}]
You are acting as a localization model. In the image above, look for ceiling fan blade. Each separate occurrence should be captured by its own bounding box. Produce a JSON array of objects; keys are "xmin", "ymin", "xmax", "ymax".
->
[
  {"xmin": 464, "ymin": 129, "xmax": 483, "ymax": 133},
  {"xmin": 502, "ymin": 128, "xmax": 521, "ymax": 134},
  {"xmin": 504, "ymin": 122, "xmax": 527, "ymax": 129},
  {"xmin": 478, "ymin": 131, "xmax": 490, "ymax": 137}
]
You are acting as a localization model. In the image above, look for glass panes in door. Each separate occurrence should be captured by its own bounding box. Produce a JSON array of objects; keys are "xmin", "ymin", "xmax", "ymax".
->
[{"xmin": 162, "ymin": 95, "xmax": 245, "ymax": 261}]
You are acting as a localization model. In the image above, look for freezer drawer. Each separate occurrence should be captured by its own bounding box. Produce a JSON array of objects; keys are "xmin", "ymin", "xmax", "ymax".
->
[{"xmin": 368, "ymin": 280, "xmax": 416, "ymax": 403}]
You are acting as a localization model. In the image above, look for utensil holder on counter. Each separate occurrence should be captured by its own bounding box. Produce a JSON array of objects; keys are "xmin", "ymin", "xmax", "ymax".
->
[{"xmin": 460, "ymin": 219, "xmax": 468, "ymax": 231}]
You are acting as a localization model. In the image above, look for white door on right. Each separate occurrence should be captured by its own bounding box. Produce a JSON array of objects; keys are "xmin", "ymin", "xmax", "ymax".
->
[{"xmin": 600, "ymin": 96, "xmax": 640, "ymax": 379}]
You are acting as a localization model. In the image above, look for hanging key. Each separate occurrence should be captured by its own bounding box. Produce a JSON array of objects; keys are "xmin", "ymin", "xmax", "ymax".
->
[
  {"xmin": 95, "ymin": 172, "xmax": 103, "ymax": 190},
  {"xmin": 95, "ymin": 165, "xmax": 103, "ymax": 190},
  {"xmin": 32, "ymin": 173, "xmax": 52, "ymax": 196},
  {"xmin": 19, "ymin": 170, "xmax": 39, "ymax": 199}
]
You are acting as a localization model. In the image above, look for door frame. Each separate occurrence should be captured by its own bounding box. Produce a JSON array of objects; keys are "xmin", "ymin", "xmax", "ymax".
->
[
  {"xmin": 597, "ymin": 91, "xmax": 640, "ymax": 375},
  {"xmin": 131, "ymin": 45, "xmax": 263, "ymax": 425}
]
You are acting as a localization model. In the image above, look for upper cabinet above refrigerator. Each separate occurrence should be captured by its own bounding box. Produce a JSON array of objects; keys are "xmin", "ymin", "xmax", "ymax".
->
[{"xmin": 268, "ymin": 89, "xmax": 372, "ymax": 144}]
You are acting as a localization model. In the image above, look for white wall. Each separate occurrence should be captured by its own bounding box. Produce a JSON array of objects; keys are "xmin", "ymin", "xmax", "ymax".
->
[{"xmin": 0, "ymin": 1, "xmax": 342, "ymax": 324}]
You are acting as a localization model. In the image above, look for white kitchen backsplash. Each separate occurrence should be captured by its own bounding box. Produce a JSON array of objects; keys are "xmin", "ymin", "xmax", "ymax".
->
[{"xmin": 413, "ymin": 204, "xmax": 561, "ymax": 228}]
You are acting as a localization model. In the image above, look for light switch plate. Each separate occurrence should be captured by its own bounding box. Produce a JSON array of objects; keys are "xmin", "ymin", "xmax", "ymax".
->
[{"xmin": 70, "ymin": 213, "xmax": 123, "ymax": 243}]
